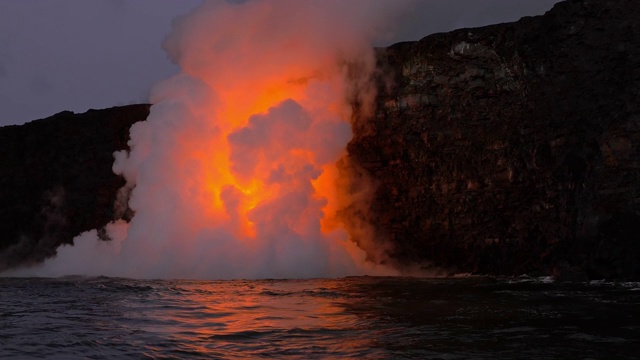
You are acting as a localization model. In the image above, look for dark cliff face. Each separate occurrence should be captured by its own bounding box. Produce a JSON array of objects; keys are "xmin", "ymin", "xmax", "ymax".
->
[
  {"xmin": 347, "ymin": 0, "xmax": 640, "ymax": 279},
  {"xmin": 1, "ymin": 0, "xmax": 639, "ymax": 280},
  {"xmin": 0, "ymin": 105, "xmax": 149, "ymax": 270}
]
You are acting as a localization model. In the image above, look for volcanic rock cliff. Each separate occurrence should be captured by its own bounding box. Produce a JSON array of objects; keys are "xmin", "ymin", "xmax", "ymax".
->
[
  {"xmin": 1, "ymin": 0, "xmax": 639, "ymax": 279},
  {"xmin": 347, "ymin": 0, "xmax": 640, "ymax": 280},
  {"xmin": 0, "ymin": 105, "xmax": 148, "ymax": 271}
]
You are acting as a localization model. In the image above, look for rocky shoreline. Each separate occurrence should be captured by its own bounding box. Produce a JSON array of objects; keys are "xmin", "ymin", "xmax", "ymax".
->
[
  {"xmin": 0, "ymin": 105, "xmax": 148, "ymax": 271},
  {"xmin": 347, "ymin": 0, "xmax": 640, "ymax": 279}
]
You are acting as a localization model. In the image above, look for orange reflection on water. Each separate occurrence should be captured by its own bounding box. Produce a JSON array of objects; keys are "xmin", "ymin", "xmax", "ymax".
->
[{"xmin": 143, "ymin": 279, "xmax": 368, "ymax": 355}]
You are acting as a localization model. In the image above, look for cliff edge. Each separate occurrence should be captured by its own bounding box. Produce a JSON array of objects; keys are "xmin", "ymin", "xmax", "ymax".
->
[
  {"xmin": 347, "ymin": 0, "xmax": 640, "ymax": 279},
  {"xmin": 0, "ymin": 105, "xmax": 149, "ymax": 271}
]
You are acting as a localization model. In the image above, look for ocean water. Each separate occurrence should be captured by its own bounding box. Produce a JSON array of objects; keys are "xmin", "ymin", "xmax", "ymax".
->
[{"xmin": 1, "ymin": 276, "xmax": 638, "ymax": 359}]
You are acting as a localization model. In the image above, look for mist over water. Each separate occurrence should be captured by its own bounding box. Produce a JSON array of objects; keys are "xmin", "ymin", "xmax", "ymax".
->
[{"xmin": 12, "ymin": 0, "xmax": 416, "ymax": 279}]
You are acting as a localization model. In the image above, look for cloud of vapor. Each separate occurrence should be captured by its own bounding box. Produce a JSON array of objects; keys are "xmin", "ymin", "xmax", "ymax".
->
[{"xmin": 15, "ymin": 0, "xmax": 415, "ymax": 279}]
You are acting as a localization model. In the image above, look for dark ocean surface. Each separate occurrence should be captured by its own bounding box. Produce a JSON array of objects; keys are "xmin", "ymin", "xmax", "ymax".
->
[{"xmin": 1, "ymin": 276, "xmax": 639, "ymax": 359}]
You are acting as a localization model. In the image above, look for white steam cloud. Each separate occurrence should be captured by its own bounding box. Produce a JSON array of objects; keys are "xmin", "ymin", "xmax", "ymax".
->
[{"xmin": 10, "ymin": 0, "xmax": 412, "ymax": 279}]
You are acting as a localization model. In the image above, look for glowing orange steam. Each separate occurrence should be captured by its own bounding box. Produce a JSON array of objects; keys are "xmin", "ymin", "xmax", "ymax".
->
[
  {"xmin": 144, "ymin": 1, "xmax": 369, "ymax": 249},
  {"xmin": 35, "ymin": 0, "xmax": 409, "ymax": 279}
]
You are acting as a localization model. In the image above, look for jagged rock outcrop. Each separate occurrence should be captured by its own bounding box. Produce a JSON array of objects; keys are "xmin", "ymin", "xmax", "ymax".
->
[
  {"xmin": 0, "ymin": 105, "xmax": 149, "ymax": 270},
  {"xmin": 1, "ymin": 0, "xmax": 639, "ymax": 280},
  {"xmin": 347, "ymin": 0, "xmax": 640, "ymax": 279}
]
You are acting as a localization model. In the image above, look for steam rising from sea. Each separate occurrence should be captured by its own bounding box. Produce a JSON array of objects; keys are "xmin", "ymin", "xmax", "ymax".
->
[{"xmin": 12, "ymin": 0, "xmax": 413, "ymax": 279}]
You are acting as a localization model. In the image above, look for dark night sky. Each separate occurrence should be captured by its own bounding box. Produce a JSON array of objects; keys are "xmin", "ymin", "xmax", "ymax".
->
[{"xmin": 0, "ymin": 0, "xmax": 559, "ymax": 126}]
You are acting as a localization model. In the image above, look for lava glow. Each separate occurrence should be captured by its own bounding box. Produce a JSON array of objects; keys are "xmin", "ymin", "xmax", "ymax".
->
[{"xmin": 21, "ymin": 0, "xmax": 411, "ymax": 279}]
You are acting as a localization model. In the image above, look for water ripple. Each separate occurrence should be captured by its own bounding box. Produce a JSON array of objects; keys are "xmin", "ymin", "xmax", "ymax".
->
[{"xmin": 1, "ymin": 277, "xmax": 639, "ymax": 359}]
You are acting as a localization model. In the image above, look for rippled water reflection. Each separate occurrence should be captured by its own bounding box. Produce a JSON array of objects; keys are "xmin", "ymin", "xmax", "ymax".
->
[{"xmin": 1, "ymin": 276, "xmax": 639, "ymax": 359}]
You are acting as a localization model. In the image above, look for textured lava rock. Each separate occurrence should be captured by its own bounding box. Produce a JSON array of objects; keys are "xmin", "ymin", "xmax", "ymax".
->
[
  {"xmin": 346, "ymin": 0, "xmax": 640, "ymax": 279},
  {"xmin": 0, "ymin": 105, "xmax": 149, "ymax": 271}
]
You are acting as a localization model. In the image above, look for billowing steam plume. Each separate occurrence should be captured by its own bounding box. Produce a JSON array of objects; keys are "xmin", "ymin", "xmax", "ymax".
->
[{"xmin": 17, "ymin": 0, "xmax": 412, "ymax": 279}]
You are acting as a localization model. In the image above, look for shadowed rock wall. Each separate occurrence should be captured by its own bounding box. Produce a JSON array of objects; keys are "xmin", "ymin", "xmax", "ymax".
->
[
  {"xmin": 0, "ymin": 105, "xmax": 149, "ymax": 270},
  {"xmin": 347, "ymin": 0, "xmax": 640, "ymax": 279}
]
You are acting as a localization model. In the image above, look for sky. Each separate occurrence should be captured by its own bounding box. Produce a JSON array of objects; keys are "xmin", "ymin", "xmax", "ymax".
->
[{"xmin": 0, "ymin": 0, "xmax": 560, "ymax": 126}]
